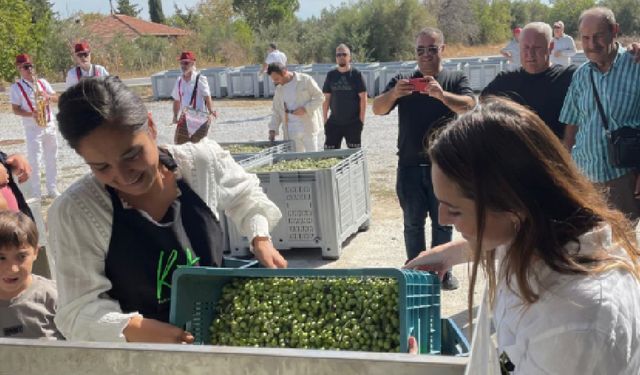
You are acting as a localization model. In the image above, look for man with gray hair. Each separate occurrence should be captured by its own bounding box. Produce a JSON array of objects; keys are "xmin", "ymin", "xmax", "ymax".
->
[
  {"xmin": 561, "ymin": 7, "xmax": 640, "ymax": 221},
  {"xmin": 322, "ymin": 43, "xmax": 367, "ymax": 149},
  {"xmin": 373, "ymin": 27, "xmax": 475, "ymax": 289},
  {"xmin": 482, "ymin": 22, "xmax": 576, "ymax": 139}
]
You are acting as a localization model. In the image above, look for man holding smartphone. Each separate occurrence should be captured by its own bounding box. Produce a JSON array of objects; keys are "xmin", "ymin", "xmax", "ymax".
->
[
  {"xmin": 373, "ymin": 27, "xmax": 475, "ymax": 290},
  {"xmin": 322, "ymin": 44, "xmax": 367, "ymax": 149}
]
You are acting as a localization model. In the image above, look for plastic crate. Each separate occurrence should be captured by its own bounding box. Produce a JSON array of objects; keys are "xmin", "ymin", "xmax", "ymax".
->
[
  {"xmin": 220, "ymin": 140, "xmax": 293, "ymax": 161},
  {"xmin": 227, "ymin": 149, "xmax": 371, "ymax": 259},
  {"xmin": 169, "ymin": 267, "xmax": 442, "ymax": 354},
  {"xmin": 220, "ymin": 256, "xmax": 260, "ymax": 269},
  {"xmin": 441, "ymin": 318, "xmax": 470, "ymax": 356}
]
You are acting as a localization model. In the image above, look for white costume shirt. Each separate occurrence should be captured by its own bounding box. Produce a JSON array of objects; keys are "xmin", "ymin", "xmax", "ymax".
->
[
  {"xmin": 550, "ymin": 34, "xmax": 578, "ymax": 67},
  {"xmin": 171, "ymin": 71, "xmax": 211, "ymax": 113},
  {"xmin": 501, "ymin": 39, "xmax": 521, "ymax": 71},
  {"xmin": 10, "ymin": 78, "xmax": 56, "ymax": 130},
  {"xmin": 466, "ymin": 224, "xmax": 640, "ymax": 374},
  {"xmin": 265, "ymin": 50, "xmax": 287, "ymax": 66},
  {"xmin": 65, "ymin": 64, "xmax": 109, "ymax": 89},
  {"xmin": 282, "ymin": 77, "xmax": 304, "ymax": 135},
  {"xmin": 48, "ymin": 139, "xmax": 282, "ymax": 341}
]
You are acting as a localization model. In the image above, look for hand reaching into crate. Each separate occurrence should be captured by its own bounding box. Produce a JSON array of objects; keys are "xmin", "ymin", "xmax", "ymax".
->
[
  {"xmin": 252, "ymin": 236, "xmax": 288, "ymax": 268},
  {"xmin": 123, "ymin": 315, "xmax": 195, "ymax": 344},
  {"xmin": 403, "ymin": 239, "xmax": 471, "ymax": 281}
]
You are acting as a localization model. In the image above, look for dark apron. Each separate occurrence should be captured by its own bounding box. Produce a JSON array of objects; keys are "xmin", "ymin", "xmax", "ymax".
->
[{"xmin": 105, "ymin": 150, "xmax": 223, "ymax": 322}]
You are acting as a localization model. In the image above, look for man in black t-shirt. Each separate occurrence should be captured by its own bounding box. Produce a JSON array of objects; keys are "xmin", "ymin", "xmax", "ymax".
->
[
  {"xmin": 482, "ymin": 22, "xmax": 576, "ymax": 139},
  {"xmin": 322, "ymin": 44, "xmax": 367, "ymax": 149},
  {"xmin": 373, "ymin": 27, "xmax": 475, "ymax": 290}
]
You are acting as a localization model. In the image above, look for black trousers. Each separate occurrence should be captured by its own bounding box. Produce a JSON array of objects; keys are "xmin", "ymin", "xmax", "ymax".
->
[{"xmin": 324, "ymin": 119, "xmax": 363, "ymax": 149}]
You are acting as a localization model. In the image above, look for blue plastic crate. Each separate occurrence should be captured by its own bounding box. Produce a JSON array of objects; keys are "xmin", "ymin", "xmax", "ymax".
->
[
  {"xmin": 441, "ymin": 318, "xmax": 470, "ymax": 356},
  {"xmin": 170, "ymin": 267, "xmax": 441, "ymax": 354},
  {"xmin": 220, "ymin": 256, "xmax": 260, "ymax": 269}
]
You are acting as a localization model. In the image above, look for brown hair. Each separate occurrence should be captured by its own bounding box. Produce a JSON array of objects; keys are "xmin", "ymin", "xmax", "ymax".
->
[
  {"xmin": 0, "ymin": 211, "xmax": 38, "ymax": 250},
  {"xmin": 428, "ymin": 97, "xmax": 639, "ymax": 330}
]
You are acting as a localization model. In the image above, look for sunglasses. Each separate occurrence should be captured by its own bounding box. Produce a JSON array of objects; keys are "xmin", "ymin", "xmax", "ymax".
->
[
  {"xmin": 21, "ymin": 64, "xmax": 33, "ymax": 70},
  {"xmin": 416, "ymin": 46, "xmax": 440, "ymax": 56},
  {"xmin": 180, "ymin": 61, "xmax": 193, "ymax": 65},
  {"xmin": 76, "ymin": 52, "xmax": 90, "ymax": 58},
  {"xmin": 553, "ymin": 25, "xmax": 562, "ymax": 29},
  {"xmin": 336, "ymin": 53, "xmax": 349, "ymax": 57}
]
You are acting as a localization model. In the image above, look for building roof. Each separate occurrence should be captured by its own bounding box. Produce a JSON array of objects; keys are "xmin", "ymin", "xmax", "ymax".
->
[{"xmin": 87, "ymin": 14, "xmax": 189, "ymax": 40}]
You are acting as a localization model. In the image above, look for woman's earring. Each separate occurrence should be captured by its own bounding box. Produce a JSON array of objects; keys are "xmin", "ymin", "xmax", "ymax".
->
[{"xmin": 512, "ymin": 219, "xmax": 521, "ymax": 234}]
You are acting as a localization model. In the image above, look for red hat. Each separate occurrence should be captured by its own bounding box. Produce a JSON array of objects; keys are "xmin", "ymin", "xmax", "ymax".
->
[
  {"xmin": 15, "ymin": 54, "xmax": 32, "ymax": 65},
  {"xmin": 513, "ymin": 27, "xmax": 522, "ymax": 34},
  {"xmin": 74, "ymin": 41, "xmax": 91, "ymax": 53},
  {"xmin": 179, "ymin": 51, "xmax": 196, "ymax": 61}
]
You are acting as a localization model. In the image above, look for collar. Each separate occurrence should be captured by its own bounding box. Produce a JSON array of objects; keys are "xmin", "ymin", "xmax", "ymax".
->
[
  {"xmin": 182, "ymin": 70, "xmax": 198, "ymax": 82},
  {"xmin": 21, "ymin": 78, "xmax": 35, "ymax": 85},
  {"xmin": 588, "ymin": 42, "xmax": 625, "ymax": 74}
]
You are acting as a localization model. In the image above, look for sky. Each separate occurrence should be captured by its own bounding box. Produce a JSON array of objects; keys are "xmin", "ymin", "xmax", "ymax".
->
[{"xmin": 52, "ymin": 0, "xmax": 350, "ymax": 20}]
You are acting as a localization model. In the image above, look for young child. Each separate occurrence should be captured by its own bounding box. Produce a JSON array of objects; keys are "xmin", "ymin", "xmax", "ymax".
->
[{"xmin": 0, "ymin": 211, "xmax": 63, "ymax": 339}]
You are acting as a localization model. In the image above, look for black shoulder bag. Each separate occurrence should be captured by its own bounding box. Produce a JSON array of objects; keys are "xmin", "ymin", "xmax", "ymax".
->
[{"xmin": 590, "ymin": 69, "xmax": 640, "ymax": 168}]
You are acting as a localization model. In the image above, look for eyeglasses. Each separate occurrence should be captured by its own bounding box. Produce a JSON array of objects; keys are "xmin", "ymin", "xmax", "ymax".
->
[
  {"xmin": 416, "ymin": 46, "xmax": 440, "ymax": 56},
  {"xmin": 21, "ymin": 64, "xmax": 33, "ymax": 70},
  {"xmin": 180, "ymin": 61, "xmax": 193, "ymax": 65},
  {"xmin": 336, "ymin": 53, "xmax": 349, "ymax": 57},
  {"xmin": 76, "ymin": 52, "xmax": 90, "ymax": 58}
]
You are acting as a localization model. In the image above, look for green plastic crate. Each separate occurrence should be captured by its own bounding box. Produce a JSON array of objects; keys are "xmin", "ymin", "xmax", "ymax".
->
[
  {"xmin": 220, "ymin": 256, "xmax": 261, "ymax": 269},
  {"xmin": 170, "ymin": 267, "xmax": 442, "ymax": 354}
]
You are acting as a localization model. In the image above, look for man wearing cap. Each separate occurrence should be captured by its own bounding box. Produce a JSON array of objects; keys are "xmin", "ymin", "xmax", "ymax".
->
[
  {"xmin": 550, "ymin": 21, "xmax": 577, "ymax": 66},
  {"xmin": 501, "ymin": 27, "xmax": 522, "ymax": 71},
  {"xmin": 10, "ymin": 54, "xmax": 60, "ymax": 199},
  {"xmin": 171, "ymin": 51, "xmax": 216, "ymax": 144},
  {"xmin": 65, "ymin": 41, "xmax": 109, "ymax": 89}
]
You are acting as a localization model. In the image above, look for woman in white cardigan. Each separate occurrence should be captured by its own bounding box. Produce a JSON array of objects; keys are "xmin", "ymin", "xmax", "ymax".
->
[
  {"xmin": 49, "ymin": 76, "xmax": 286, "ymax": 343},
  {"xmin": 406, "ymin": 98, "xmax": 640, "ymax": 374}
]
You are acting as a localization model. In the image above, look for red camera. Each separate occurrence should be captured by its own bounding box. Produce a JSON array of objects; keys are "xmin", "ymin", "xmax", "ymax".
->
[{"xmin": 409, "ymin": 78, "xmax": 428, "ymax": 93}]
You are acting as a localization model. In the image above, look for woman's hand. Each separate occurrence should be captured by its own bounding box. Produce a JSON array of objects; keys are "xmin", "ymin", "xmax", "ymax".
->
[
  {"xmin": 408, "ymin": 336, "xmax": 419, "ymax": 354},
  {"xmin": 252, "ymin": 236, "xmax": 287, "ymax": 268},
  {"xmin": 6, "ymin": 154, "xmax": 31, "ymax": 183},
  {"xmin": 123, "ymin": 315, "xmax": 194, "ymax": 344},
  {"xmin": 403, "ymin": 239, "xmax": 470, "ymax": 281},
  {"xmin": 0, "ymin": 164, "xmax": 9, "ymax": 187}
]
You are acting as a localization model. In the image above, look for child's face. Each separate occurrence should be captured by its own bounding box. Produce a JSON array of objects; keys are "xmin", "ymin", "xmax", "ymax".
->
[{"xmin": 0, "ymin": 244, "xmax": 38, "ymax": 299}]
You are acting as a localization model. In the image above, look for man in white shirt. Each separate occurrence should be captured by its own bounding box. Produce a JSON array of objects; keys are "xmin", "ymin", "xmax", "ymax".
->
[
  {"xmin": 65, "ymin": 41, "xmax": 109, "ymax": 89},
  {"xmin": 267, "ymin": 63, "xmax": 323, "ymax": 152},
  {"xmin": 261, "ymin": 43, "xmax": 287, "ymax": 75},
  {"xmin": 550, "ymin": 21, "xmax": 578, "ymax": 66},
  {"xmin": 501, "ymin": 27, "xmax": 522, "ymax": 71},
  {"xmin": 171, "ymin": 51, "xmax": 216, "ymax": 144},
  {"xmin": 10, "ymin": 54, "xmax": 59, "ymax": 199}
]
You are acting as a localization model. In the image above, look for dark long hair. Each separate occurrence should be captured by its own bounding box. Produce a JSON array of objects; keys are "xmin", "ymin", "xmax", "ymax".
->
[
  {"xmin": 428, "ymin": 97, "xmax": 639, "ymax": 325},
  {"xmin": 56, "ymin": 76, "xmax": 149, "ymax": 150}
]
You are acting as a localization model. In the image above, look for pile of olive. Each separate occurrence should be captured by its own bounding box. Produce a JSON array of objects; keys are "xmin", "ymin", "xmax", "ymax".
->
[{"xmin": 210, "ymin": 277, "xmax": 401, "ymax": 352}]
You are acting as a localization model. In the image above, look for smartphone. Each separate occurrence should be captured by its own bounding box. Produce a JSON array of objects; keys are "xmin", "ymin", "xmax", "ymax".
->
[{"xmin": 408, "ymin": 78, "xmax": 428, "ymax": 93}]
